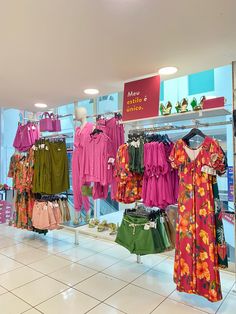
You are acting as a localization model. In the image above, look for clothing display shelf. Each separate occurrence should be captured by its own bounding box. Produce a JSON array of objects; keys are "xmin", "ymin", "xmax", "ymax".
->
[
  {"xmin": 127, "ymin": 112, "xmax": 235, "ymax": 266},
  {"xmin": 121, "ymin": 107, "xmax": 231, "ymax": 127}
]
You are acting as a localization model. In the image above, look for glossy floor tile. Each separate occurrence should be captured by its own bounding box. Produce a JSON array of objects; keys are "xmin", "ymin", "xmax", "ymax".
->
[
  {"xmin": 0, "ymin": 292, "xmax": 31, "ymax": 314},
  {"xmin": 87, "ymin": 303, "xmax": 125, "ymax": 313},
  {"xmin": 12, "ymin": 276, "xmax": 67, "ymax": 306},
  {"xmin": 74, "ymin": 273, "xmax": 127, "ymax": 301},
  {"xmin": 36, "ymin": 288, "xmax": 99, "ymax": 314},
  {"xmin": 23, "ymin": 309, "xmax": 42, "ymax": 314},
  {"xmin": 0, "ymin": 255, "xmax": 23, "ymax": 274},
  {"xmin": 103, "ymin": 258, "xmax": 149, "ymax": 282},
  {"xmin": 78, "ymin": 252, "xmax": 120, "ymax": 271},
  {"xmin": 57, "ymin": 246, "xmax": 96, "ymax": 262},
  {"xmin": 0, "ymin": 285, "xmax": 8, "ymax": 295},
  {"xmin": 0, "ymin": 266, "xmax": 43, "ymax": 290},
  {"xmin": 152, "ymin": 298, "xmax": 206, "ymax": 314},
  {"xmin": 217, "ymin": 292, "xmax": 236, "ymax": 314},
  {"xmin": 49, "ymin": 263, "xmax": 97, "ymax": 286},
  {"xmin": 169, "ymin": 290, "xmax": 224, "ymax": 314},
  {"xmin": 132, "ymin": 269, "xmax": 176, "ymax": 296},
  {"xmin": 105, "ymin": 284, "xmax": 165, "ymax": 314},
  {"xmin": 28, "ymin": 255, "xmax": 71, "ymax": 274}
]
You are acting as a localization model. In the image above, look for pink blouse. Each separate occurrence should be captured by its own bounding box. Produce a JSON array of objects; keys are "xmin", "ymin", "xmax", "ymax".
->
[{"xmin": 83, "ymin": 132, "xmax": 115, "ymax": 186}]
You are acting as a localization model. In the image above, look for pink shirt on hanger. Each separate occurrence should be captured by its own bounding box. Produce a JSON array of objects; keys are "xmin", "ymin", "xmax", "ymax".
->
[{"xmin": 83, "ymin": 132, "xmax": 115, "ymax": 186}]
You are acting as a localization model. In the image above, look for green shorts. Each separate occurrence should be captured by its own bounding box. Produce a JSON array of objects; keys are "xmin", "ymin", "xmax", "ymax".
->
[{"xmin": 115, "ymin": 214, "xmax": 156, "ymax": 255}]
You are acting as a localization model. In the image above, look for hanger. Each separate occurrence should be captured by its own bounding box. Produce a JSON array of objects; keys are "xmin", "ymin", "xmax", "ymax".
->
[
  {"xmin": 90, "ymin": 128, "xmax": 103, "ymax": 136},
  {"xmin": 182, "ymin": 128, "xmax": 206, "ymax": 143}
]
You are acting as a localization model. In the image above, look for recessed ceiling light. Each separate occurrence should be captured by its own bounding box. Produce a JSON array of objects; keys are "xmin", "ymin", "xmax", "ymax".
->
[
  {"xmin": 34, "ymin": 103, "xmax": 48, "ymax": 108},
  {"xmin": 158, "ymin": 66, "xmax": 178, "ymax": 75},
  {"xmin": 84, "ymin": 88, "xmax": 99, "ymax": 95}
]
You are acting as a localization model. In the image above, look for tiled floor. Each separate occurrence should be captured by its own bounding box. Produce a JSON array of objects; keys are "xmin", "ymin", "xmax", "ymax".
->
[{"xmin": 0, "ymin": 223, "xmax": 235, "ymax": 314}]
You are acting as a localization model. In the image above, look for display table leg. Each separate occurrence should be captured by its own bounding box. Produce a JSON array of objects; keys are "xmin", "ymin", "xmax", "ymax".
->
[
  {"xmin": 75, "ymin": 230, "xmax": 79, "ymax": 245},
  {"xmin": 136, "ymin": 254, "xmax": 141, "ymax": 264}
]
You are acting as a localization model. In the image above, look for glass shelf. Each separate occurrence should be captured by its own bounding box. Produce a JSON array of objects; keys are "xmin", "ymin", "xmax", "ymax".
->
[{"xmin": 121, "ymin": 107, "xmax": 231, "ymax": 127}]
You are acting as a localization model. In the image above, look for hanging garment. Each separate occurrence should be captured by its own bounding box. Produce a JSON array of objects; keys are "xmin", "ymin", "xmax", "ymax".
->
[
  {"xmin": 8, "ymin": 149, "xmax": 34, "ymax": 193},
  {"xmin": 8, "ymin": 150, "xmax": 35, "ymax": 229},
  {"xmin": 72, "ymin": 122, "xmax": 94, "ymax": 212},
  {"xmin": 128, "ymin": 137, "xmax": 144, "ymax": 174},
  {"xmin": 170, "ymin": 136, "xmax": 226, "ymax": 302},
  {"xmin": 97, "ymin": 115, "xmax": 125, "ymax": 153},
  {"xmin": 113, "ymin": 144, "xmax": 142, "ymax": 203},
  {"xmin": 212, "ymin": 177, "xmax": 228, "ymax": 269},
  {"xmin": 13, "ymin": 122, "xmax": 39, "ymax": 152},
  {"xmin": 142, "ymin": 142, "xmax": 177, "ymax": 208},
  {"xmin": 115, "ymin": 211, "xmax": 175, "ymax": 255},
  {"xmin": 13, "ymin": 191, "xmax": 34, "ymax": 230},
  {"xmin": 32, "ymin": 140, "xmax": 69, "ymax": 195},
  {"xmin": 83, "ymin": 132, "xmax": 115, "ymax": 186}
]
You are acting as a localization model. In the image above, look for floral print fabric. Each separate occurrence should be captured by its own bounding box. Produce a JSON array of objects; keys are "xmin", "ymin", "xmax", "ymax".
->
[
  {"xmin": 8, "ymin": 149, "xmax": 35, "ymax": 229},
  {"xmin": 170, "ymin": 137, "xmax": 226, "ymax": 302},
  {"xmin": 114, "ymin": 144, "xmax": 142, "ymax": 203}
]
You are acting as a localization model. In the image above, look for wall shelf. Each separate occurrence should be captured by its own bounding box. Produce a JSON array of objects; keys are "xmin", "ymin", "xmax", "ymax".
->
[{"xmin": 121, "ymin": 107, "xmax": 231, "ymax": 127}]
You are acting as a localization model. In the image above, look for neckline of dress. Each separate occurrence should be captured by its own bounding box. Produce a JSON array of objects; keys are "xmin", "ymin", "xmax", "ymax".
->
[
  {"xmin": 181, "ymin": 136, "xmax": 208, "ymax": 151},
  {"xmin": 181, "ymin": 137, "xmax": 208, "ymax": 162}
]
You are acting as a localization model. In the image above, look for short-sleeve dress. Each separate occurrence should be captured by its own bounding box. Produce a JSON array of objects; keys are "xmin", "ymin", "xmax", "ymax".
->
[{"xmin": 169, "ymin": 136, "xmax": 226, "ymax": 302}]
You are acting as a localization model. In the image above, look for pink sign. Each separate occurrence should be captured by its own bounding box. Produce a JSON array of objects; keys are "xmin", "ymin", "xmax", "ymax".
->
[{"xmin": 122, "ymin": 75, "xmax": 160, "ymax": 121}]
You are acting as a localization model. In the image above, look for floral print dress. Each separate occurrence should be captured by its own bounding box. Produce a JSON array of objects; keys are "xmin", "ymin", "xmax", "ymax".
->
[{"xmin": 170, "ymin": 137, "xmax": 226, "ymax": 302}]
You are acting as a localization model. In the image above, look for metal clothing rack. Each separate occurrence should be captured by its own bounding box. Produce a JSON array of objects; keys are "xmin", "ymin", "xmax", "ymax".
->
[
  {"xmin": 129, "ymin": 115, "xmax": 235, "ymax": 266},
  {"xmin": 58, "ymin": 109, "xmax": 122, "ymax": 120},
  {"xmin": 128, "ymin": 119, "xmax": 232, "ymax": 134},
  {"xmin": 40, "ymin": 133, "xmax": 73, "ymax": 139}
]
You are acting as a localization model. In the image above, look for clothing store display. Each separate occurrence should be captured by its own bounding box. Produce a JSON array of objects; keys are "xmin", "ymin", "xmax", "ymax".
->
[
  {"xmin": 72, "ymin": 122, "xmax": 94, "ymax": 212},
  {"xmin": 113, "ymin": 144, "xmax": 143, "ymax": 203},
  {"xmin": 13, "ymin": 122, "xmax": 39, "ymax": 152},
  {"xmin": 170, "ymin": 136, "xmax": 226, "ymax": 302},
  {"xmin": 116, "ymin": 208, "xmax": 175, "ymax": 255},
  {"xmin": 32, "ymin": 139, "xmax": 69, "ymax": 195}
]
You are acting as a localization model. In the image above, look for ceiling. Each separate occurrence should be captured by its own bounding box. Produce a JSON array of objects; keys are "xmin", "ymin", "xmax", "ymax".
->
[{"xmin": 0, "ymin": 0, "xmax": 236, "ymax": 111}]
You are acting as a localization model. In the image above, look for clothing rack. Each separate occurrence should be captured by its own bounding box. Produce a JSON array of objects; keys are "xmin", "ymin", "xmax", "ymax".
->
[
  {"xmin": 22, "ymin": 110, "xmax": 122, "ymax": 121},
  {"xmin": 22, "ymin": 118, "xmax": 40, "ymax": 123},
  {"xmin": 58, "ymin": 109, "xmax": 122, "ymax": 119},
  {"xmin": 40, "ymin": 133, "xmax": 72, "ymax": 139},
  {"xmin": 129, "ymin": 117, "xmax": 235, "ymax": 265},
  {"xmin": 128, "ymin": 120, "xmax": 232, "ymax": 134}
]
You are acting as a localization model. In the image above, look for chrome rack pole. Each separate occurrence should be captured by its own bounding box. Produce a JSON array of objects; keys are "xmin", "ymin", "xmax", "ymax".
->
[{"xmin": 128, "ymin": 121, "xmax": 232, "ymax": 134}]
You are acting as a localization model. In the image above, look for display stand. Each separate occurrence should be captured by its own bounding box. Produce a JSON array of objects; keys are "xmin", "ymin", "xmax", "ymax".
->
[
  {"xmin": 59, "ymin": 222, "xmax": 80, "ymax": 245},
  {"xmin": 123, "ymin": 105, "xmax": 234, "ymax": 268}
]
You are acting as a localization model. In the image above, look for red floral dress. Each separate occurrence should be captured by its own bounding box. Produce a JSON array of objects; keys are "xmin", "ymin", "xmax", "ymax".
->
[{"xmin": 170, "ymin": 137, "xmax": 226, "ymax": 302}]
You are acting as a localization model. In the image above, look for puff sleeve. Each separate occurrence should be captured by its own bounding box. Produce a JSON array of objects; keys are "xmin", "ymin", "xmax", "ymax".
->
[
  {"xmin": 169, "ymin": 140, "xmax": 184, "ymax": 170},
  {"xmin": 209, "ymin": 139, "xmax": 226, "ymax": 175}
]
